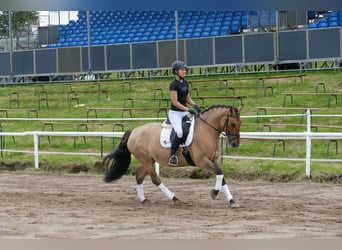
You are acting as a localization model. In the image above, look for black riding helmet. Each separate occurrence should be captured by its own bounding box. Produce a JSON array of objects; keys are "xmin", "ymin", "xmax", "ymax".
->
[{"xmin": 171, "ymin": 61, "xmax": 187, "ymax": 74}]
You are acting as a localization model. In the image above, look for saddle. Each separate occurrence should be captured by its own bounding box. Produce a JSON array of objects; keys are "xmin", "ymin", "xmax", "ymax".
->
[
  {"xmin": 160, "ymin": 114, "xmax": 196, "ymax": 166},
  {"xmin": 160, "ymin": 114, "xmax": 195, "ymax": 148}
]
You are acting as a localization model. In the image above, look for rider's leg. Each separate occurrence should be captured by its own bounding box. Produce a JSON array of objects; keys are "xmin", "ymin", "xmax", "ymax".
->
[
  {"xmin": 168, "ymin": 110, "xmax": 185, "ymax": 166},
  {"xmin": 168, "ymin": 135, "xmax": 182, "ymax": 166}
]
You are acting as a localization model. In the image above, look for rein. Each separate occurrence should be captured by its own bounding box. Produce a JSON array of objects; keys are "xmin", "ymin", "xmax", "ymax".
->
[{"xmin": 196, "ymin": 111, "xmax": 240, "ymax": 140}]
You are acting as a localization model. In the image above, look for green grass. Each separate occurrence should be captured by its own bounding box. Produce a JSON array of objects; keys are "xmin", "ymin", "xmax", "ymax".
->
[{"xmin": 0, "ymin": 69, "xmax": 341, "ymax": 182}]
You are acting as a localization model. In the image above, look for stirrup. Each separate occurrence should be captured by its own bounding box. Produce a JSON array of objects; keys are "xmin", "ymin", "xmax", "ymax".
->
[{"xmin": 168, "ymin": 155, "xmax": 178, "ymax": 166}]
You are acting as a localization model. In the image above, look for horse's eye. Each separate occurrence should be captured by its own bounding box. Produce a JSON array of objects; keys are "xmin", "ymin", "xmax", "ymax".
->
[{"xmin": 231, "ymin": 123, "xmax": 236, "ymax": 127}]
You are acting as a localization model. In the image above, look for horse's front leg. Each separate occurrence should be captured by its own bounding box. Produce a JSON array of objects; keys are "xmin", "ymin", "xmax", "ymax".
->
[
  {"xmin": 211, "ymin": 176, "xmax": 239, "ymax": 208},
  {"xmin": 199, "ymin": 158, "xmax": 239, "ymax": 208}
]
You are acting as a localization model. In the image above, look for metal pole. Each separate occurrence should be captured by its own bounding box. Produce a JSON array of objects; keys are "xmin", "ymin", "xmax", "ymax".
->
[
  {"xmin": 305, "ymin": 109, "xmax": 311, "ymax": 177},
  {"xmin": 175, "ymin": 11, "xmax": 179, "ymax": 61},
  {"xmin": 9, "ymin": 11, "xmax": 14, "ymax": 81},
  {"xmin": 34, "ymin": 134, "xmax": 39, "ymax": 168},
  {"xmin": 87, "ymin": 11, "xmax": 92, "ymax": 72},
  {"xmin": 275, "ymin": 11, "xmax": 280, "ymax": 62}
]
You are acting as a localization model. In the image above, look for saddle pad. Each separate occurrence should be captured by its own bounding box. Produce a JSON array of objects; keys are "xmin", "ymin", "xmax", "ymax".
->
[{"xmin": 160, "ymin": 117, "xmax": 195, "ymax": 148}]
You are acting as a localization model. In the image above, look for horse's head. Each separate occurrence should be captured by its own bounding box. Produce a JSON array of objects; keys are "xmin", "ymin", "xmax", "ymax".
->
[
  {"xmin": 223, "ymin": 105, "xmax": 243, "ymax": 148},
  {"xmin": 198, "ymin": 104, "xmax": 243, "ymax": 148}
]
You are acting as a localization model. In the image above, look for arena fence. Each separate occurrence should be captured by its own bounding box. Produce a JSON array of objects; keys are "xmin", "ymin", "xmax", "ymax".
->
[{"xmin": 0, "ymin": 111, "xmax": 341, "ymax": 177}]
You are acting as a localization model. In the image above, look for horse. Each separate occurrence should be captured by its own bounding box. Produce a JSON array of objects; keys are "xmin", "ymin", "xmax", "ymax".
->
[{"xmin": 103, "ymin": 104, "xmax": 243, "ymax": 208}]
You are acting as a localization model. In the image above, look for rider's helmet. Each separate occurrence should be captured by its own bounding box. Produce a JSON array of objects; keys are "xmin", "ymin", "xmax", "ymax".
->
[{"xmin": 171, "ymin": 61, "xmax": 187, "ymax": 74}]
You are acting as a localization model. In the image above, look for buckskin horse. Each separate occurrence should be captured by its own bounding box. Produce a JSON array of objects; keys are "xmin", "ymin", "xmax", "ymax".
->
[{"xmin": 103, "ymin": 104, "xmax": 243, "ymax": 208}]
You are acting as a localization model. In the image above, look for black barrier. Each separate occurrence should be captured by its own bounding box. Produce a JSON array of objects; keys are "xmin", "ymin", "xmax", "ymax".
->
[
  {"xmin": 215, "ymin": 36, "xmax": 243, "ymax": 64},
  {"xmin": 82, "ymin": 46, "xmax": 105, "ymax": 72},
  {"xmin": 58, "ymin": 47, "xmax": 82, "ymax": 73},
  {"xmin": 0, "ymin": 52, "xmax": 11, "ymax": 76},
  {"xmin": 279, "ymin": 30, "xmax": 307, "ymax": 60},
  {"xmin": 0, "ymin": 27, "xmax": 341, "ymax": 79},
  {"xmin": 157, "ymin": 40, "xmax": 187, "ymax": 68},
  {"xmin": 132, "ymin": 42, "xmax": 158, "ymax": 69},
  {"xmin": 36, "ymin": 49, "xmax": 57, "ymax": 74},
  {"xmin": 186, "ymin": 38, "xmax": 213, "ymax": 66},
  {"xmin": 106, "ymin": 44, "xmax": 131, "ymax": 70},
  {"xmin": 309, "ymin": 28, "xmax": 340, "ymax": 59},
  {"xmin": 13, "ymin": 50, "xmax": 34, "ymax": 75},
  {"xmin": 244, "ymin": 33, "xmax": 275, "ymax": 63}
]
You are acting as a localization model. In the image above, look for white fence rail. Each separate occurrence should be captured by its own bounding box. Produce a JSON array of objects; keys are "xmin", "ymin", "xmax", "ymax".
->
[{"xmin": 0, "ymin": 111, "xmax": 341, "ymax": 177}]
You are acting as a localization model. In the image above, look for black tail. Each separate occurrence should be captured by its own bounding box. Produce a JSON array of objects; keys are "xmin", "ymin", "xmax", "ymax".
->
[{"xmin": 103, "ymin": 129, "xmax": 132, "ymax": 183}]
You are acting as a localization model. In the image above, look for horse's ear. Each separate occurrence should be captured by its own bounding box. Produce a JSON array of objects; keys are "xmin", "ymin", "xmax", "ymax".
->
[{"xmin": 238, "ymin": 104, "xmax": 243, "ymax": 112}]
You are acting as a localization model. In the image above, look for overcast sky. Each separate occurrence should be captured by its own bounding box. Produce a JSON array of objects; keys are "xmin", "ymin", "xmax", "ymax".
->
[{"xmin": 38, "ymin": 11, "xmax": 78, "ymax": 26}]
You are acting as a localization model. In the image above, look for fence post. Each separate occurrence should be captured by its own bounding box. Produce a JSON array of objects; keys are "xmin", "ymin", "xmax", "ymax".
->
[
  {"xmin": 34, "ymin": 133, "xmax": 39, "ymax": 169},
  {"xmin": 305, "ymin": 109, "xmax": 311, "ymax": 177}
]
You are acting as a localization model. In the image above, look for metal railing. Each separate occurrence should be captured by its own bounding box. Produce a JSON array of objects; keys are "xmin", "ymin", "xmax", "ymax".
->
[{"xmin": 0, "ymin": 111, "xmax": 341, "ymax": 177}]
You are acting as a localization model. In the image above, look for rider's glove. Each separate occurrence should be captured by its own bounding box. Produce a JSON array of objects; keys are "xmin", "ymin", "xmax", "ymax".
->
[
  {"xmin": 188, "ymin": 109, "xmax": 196, "ymax": 115},
  {"xmin": 194, "ymin": 104, "xmax": 201, "ymax": 113}
]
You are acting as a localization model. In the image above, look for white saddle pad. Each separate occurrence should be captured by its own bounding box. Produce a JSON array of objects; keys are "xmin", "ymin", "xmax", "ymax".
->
[{"xmin": 160, "ymin": 117, "xmax": 195, "ymax": 148}]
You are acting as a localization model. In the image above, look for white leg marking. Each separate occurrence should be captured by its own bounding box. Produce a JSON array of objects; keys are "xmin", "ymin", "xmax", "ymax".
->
[
  {"xmin": 155, "ymin": 162, "xmax": 160, "ymax": 176},
  {"xmin": 222, "ymin": 184, "xmax": 233, "ymax": 201},
  {"xmin": 215, "ymin": 174, "xmax": 224, "ymax": 191},
  {"xmin": 136, "ymin": 184, "xmax": 146, "ymax": 202},
  {"xmin": 158, "ymin": 183, "xmax": 175, "ymax": 200}
]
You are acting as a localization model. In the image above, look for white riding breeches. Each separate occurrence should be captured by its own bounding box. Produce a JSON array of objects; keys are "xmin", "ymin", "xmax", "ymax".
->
[{"xmin": 168, "ymin": 110, "xmax": 188, "ymax": 138}]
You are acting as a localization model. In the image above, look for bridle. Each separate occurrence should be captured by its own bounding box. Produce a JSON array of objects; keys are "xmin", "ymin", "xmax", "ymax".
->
[
  {"xmin": 196, "ymin": 109, "xmax": 240, "ymax": 142},
  {"xmin": 222, "ymin": 112, "xmax": 241, "ymax": 142}
]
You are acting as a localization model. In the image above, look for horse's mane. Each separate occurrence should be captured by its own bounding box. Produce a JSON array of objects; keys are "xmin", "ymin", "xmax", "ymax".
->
[{"xmin": 200, "ymin": 104, "xmax": 240, "ymax": 115}]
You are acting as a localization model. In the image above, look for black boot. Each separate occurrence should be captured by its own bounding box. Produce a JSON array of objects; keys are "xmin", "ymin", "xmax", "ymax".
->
[{"xmin": 168, "ymin": 136, "xmax": 182, "ymax": 166}]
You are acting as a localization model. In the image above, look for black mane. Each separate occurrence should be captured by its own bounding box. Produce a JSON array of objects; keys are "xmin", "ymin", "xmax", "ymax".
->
[{"xmin": 201, "ymin": 104, "xmax": 239, "ymax": 115}]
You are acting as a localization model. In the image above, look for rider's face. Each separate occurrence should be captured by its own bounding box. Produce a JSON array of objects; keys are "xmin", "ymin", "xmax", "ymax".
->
[{"xmin": 177, "ymin": 68, "xmax": 186, "ymax": 78}]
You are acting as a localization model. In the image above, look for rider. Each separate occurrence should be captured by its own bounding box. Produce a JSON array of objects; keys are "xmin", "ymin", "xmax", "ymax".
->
[{"xmin": 168, "ymin": 60, "xmax": 201, "ymax": 166}]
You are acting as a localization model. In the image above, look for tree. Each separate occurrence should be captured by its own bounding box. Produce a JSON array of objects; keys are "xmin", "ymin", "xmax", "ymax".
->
[{"xmin": 0, "ymin": 11, "xmax": 39, "ymax": 49}]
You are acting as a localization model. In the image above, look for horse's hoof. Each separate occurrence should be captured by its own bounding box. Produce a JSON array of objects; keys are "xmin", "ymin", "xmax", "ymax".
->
[
  {"xmin": 229, "ymin": 199, "xmax": 240, "ymax": 208},
  {"xmin": 210, "ymin": 189, "xmax": 219, "ymax": 199},
  {"xmin": 172, "ymin": 196, "xmax": 180, "ymax": 204},
  {"xmin": 141, "ymin": 199, "xmax": 151, "ymax": 205}
]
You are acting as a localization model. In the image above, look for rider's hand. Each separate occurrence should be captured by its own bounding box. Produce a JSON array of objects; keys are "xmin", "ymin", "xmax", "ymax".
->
[
  {"xmin": 188, "ymin": 109, "xmax": 196, "ymax": 115},
  {"xmin": 194, "ymin": 104, "xmax": 201, "ymax": 113}
]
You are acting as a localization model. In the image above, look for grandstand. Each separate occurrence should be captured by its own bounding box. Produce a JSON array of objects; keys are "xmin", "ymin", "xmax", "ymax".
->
[
  {"xmin": 46, "ymin": 10, "xmax": 342, "ymax": 48},
  {"xmin": 1, "ymin": 10, "xmax": 341, "ymax": 83},
  {"xmin": 308, "ymin": 11, "xmax": 342, "ymax": 29},
  {"xmin": 48, "ymin": 11, "xmax": 279, "ymax": 48}
]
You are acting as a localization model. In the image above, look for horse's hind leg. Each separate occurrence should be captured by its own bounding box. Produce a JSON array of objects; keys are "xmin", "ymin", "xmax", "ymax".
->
[
  {"xmin": 136, "ymin": 159, "xmax": 179, "ymax": 204},
  {"xmin": 149, "ymin": 163, "xmax": 179, "ymax": 203},
  {"xmin": 154, "ymin": 174, "xmax": 179, "ymax": 203},
  {"xmin": 135, "ymin": 166, "xmax": 149, "ymax": 203}
]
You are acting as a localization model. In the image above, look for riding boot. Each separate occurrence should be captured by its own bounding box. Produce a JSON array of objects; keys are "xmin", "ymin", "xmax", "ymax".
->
[{"xmin": 168, "ymin": 136, "xmax": 182, "ymax": 166}]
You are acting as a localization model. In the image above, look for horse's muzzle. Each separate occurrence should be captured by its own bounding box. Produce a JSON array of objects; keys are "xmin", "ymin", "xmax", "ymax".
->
[{"xmin": 230, "ymin": 142, "xmax": 239, "ymax": 148}]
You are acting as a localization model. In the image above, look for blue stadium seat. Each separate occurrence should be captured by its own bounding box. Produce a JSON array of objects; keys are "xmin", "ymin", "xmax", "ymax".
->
[
  {"xmin": 328, "ymin": 21, "xmax": 339, "ymax": 27},
  {"xmin": 209, "ymin": 30, "xmax": 219, "ymax": 36},
  {"xmin": 201, "ymin": 31, "xmax": 210, "ymax": 37},
  {"xmin": 157, "ymin": 34, "xmax": 166, "ymax": 40},
  {"xmin": 230, "ymin": 25, "xmax": 240, "ymax": 34},
  {"xmin": 192, "ymin": 32, "xmax": 201, "ymax": 38},
  {"xmin": 183, "ymin": 32, "xmax": 192, "ymax": 38},
  {"xmin": 318, "ymin": 22, "xmax": 328, "ymax": 28},
  {"xmin": 308, "ymin": 23, "xmax": 318, "ymax": 29},
  {"xmin": 54, "ymin": 10, "xmax": 272, "ymax": 47},
  {"xmin": 165, "ymin": 33, "xmax": 175, "ymax": 40}
]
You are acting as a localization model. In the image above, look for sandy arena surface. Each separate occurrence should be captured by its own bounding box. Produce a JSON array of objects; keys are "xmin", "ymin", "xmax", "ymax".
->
[{"xmin": 0, "ymin": 172, "xmax": 341, "ymax": 239}]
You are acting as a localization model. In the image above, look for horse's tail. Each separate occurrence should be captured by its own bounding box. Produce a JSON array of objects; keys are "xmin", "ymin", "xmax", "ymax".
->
[{"xmin": 103, "ymin": 129, "xmax": 133, "ymax": 183}]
